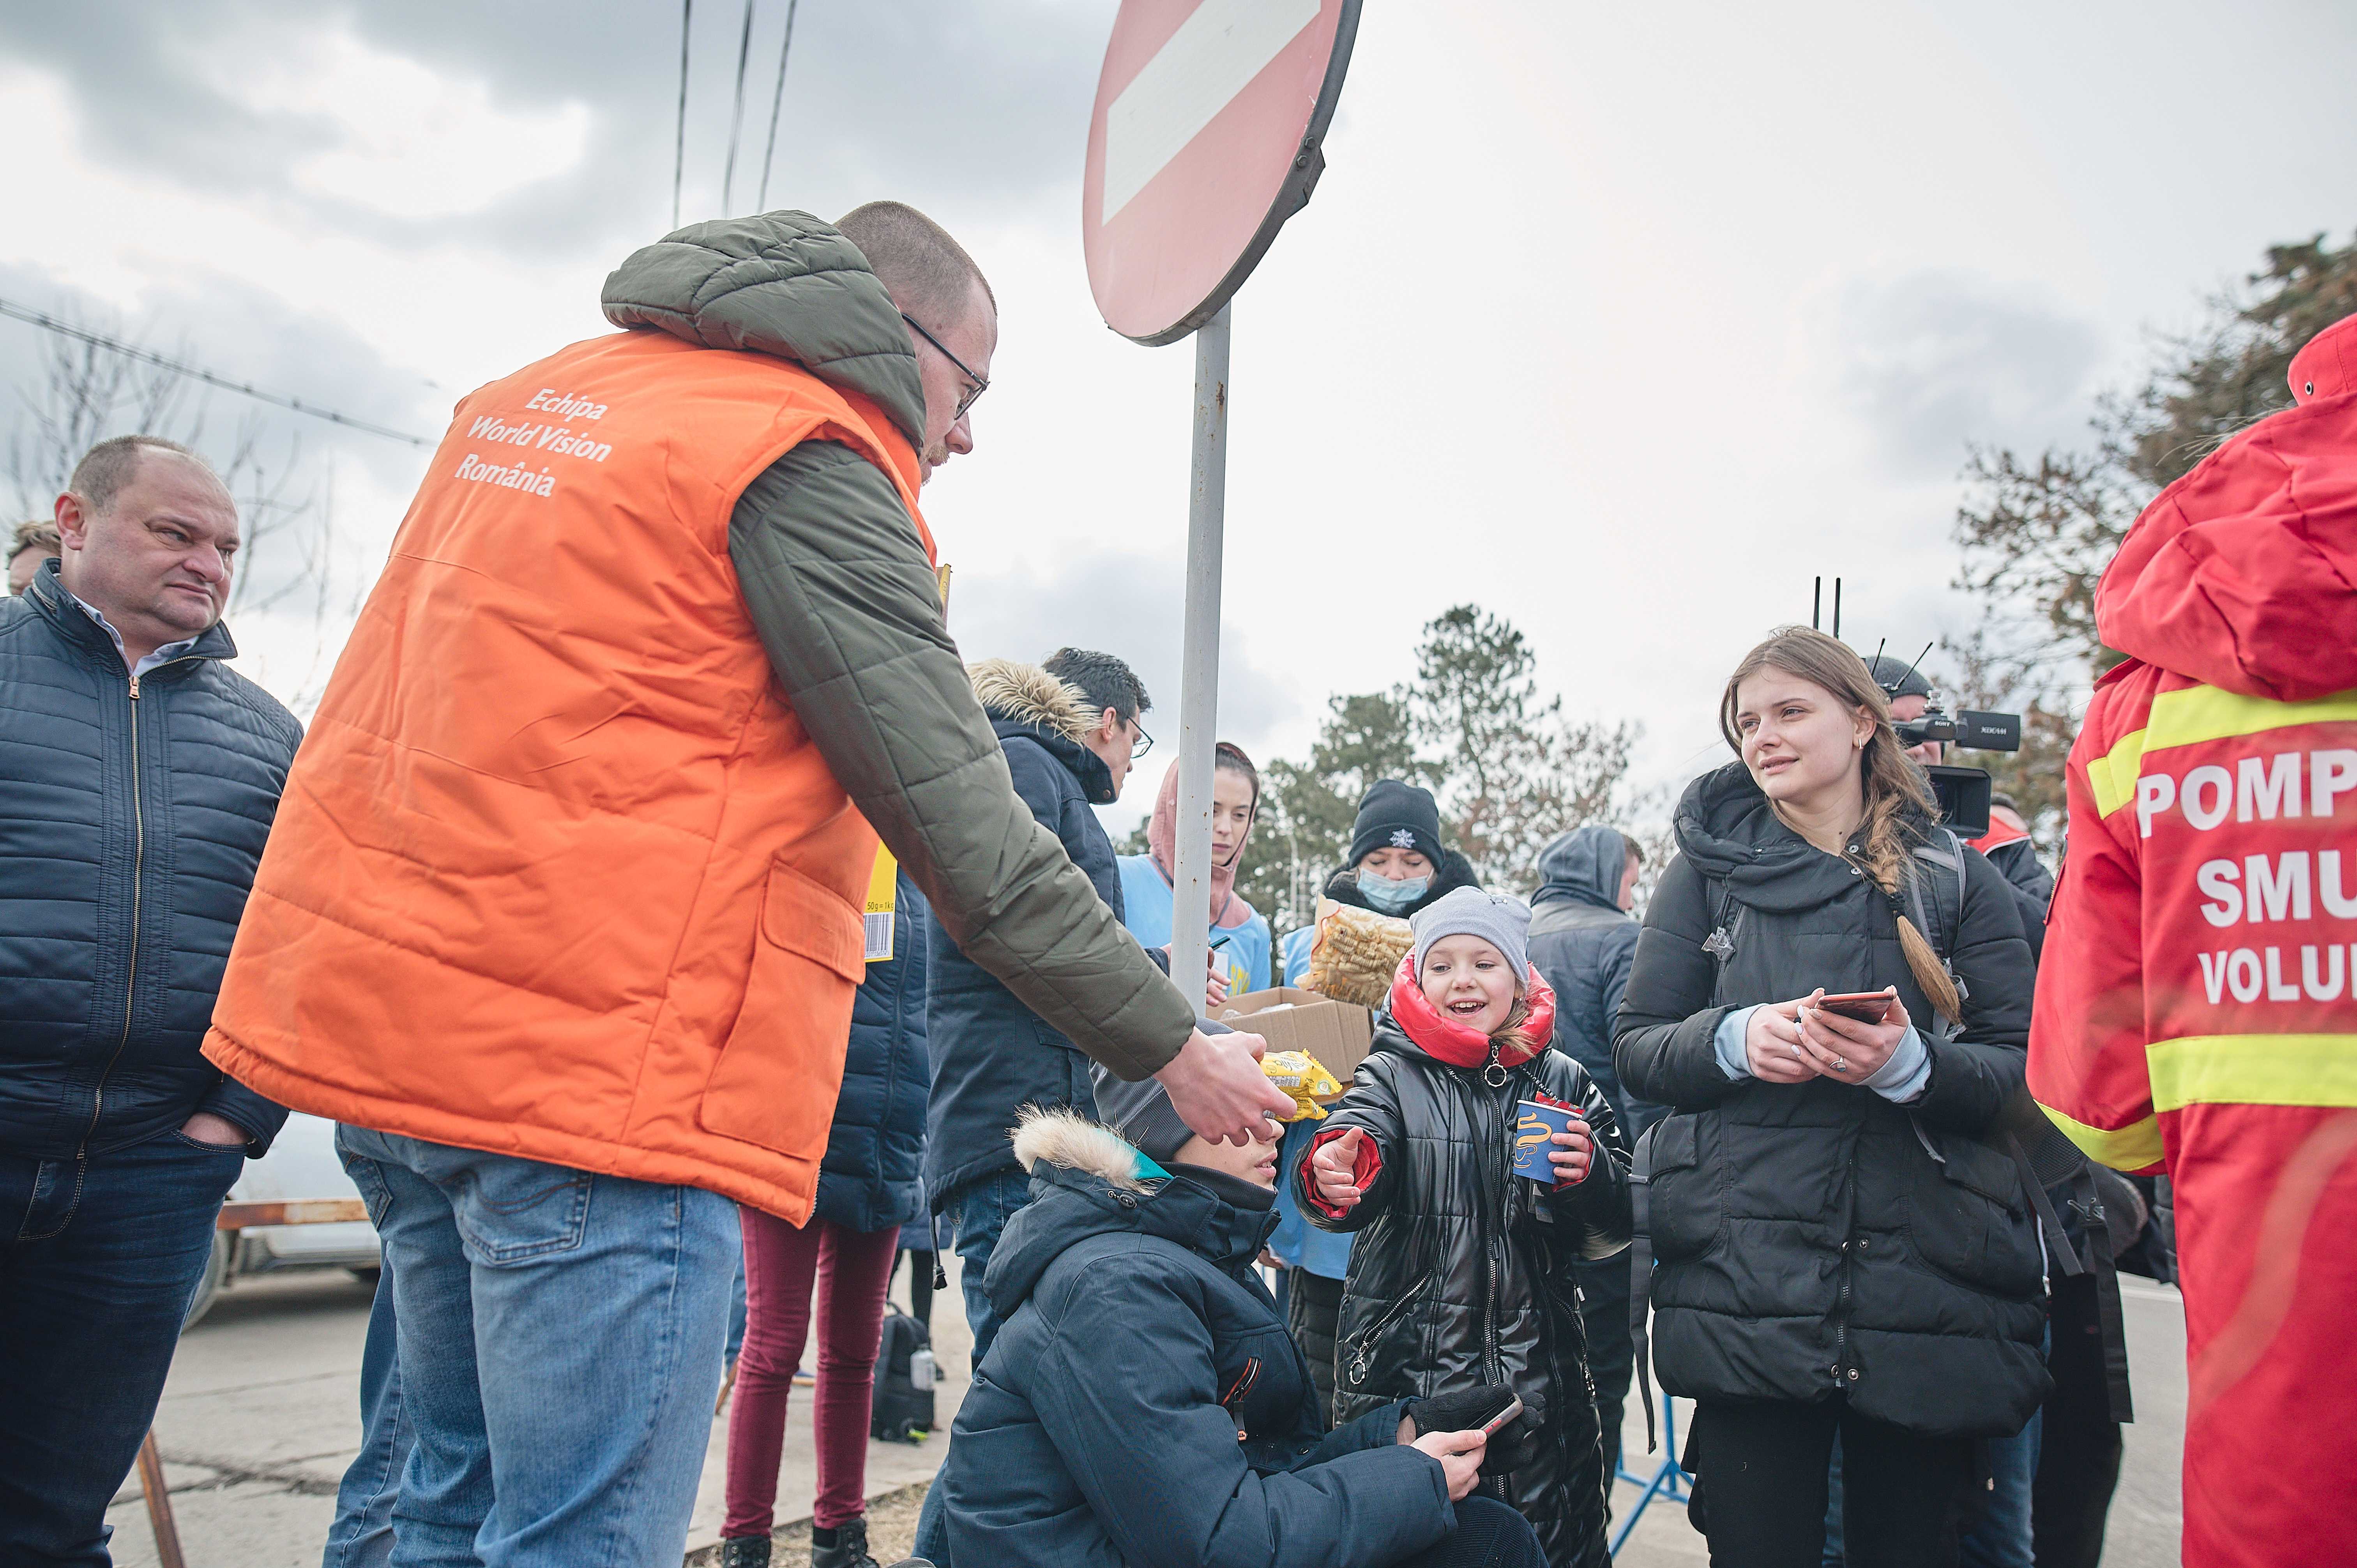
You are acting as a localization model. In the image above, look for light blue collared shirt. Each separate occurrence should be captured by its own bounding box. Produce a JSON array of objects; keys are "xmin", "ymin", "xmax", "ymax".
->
[
  {"xmin": 64, "ymin": 588, "xmax": 201, "ymax": 680},
  {"xmin": 1712, "ymin": 1004, "xmax": 1932, "ymax": 1103}
]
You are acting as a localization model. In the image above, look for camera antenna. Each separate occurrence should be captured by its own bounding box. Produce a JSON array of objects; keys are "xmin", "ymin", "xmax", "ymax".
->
[
  {"xmin": 1812, "ymin": 577, "xmax": 1822, "ymax": 630},
  {"xmin": 1832, "ymin": 577, "xmax": 1843, "ymax": 640},
  {"xmin": 1870, "ymin": 637, "xmax": 1887, "ymax": 687},
  {"xmin": 1897, "ymin": 641, "xmax": 1934, "ymax": 694}
]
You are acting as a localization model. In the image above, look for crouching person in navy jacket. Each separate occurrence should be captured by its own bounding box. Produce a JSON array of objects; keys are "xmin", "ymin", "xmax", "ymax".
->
[{"xmin": 936, "ymin": 1092, "xmax": 1544, "ymax": 1568}]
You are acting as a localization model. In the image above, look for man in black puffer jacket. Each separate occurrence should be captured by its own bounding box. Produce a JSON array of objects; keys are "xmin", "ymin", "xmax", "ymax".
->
[
  {"xmin": 1526, "ymin": 825, "xmax": 1654, "ymax": 1501},
  {"xmin": 0, "ymin": 436, "xmax": 299, "ymax": 1564}
]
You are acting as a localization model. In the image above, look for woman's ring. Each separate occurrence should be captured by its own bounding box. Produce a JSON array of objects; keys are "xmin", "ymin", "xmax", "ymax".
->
[{"xmin": 1832, "ymin": 1055, "xmax": 1848, "ymax": 1074}]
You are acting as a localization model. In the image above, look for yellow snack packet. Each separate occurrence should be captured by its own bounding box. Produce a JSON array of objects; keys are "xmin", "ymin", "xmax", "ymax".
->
[{"xmin": 1260, "ymin": 1051, "xmax": 1342, "ymax": 1121}]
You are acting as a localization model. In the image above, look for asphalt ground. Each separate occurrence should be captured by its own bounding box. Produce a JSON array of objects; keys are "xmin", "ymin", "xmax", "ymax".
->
[{"xmin": 105, "ymin": 1258, "xmax": 2185, "ymax": 1567}]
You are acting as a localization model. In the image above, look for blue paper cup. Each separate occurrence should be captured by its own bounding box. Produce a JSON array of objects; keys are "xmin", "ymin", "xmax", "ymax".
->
[{"xmin": 1511, "ymin": 1100, "xmax": 1576, "ymax": 1182}]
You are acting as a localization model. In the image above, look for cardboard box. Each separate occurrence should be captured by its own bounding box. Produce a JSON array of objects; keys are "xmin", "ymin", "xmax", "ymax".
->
[{"xmin": 1217, "ymin": 986, "xmax": 1375, "ymax": 1098}]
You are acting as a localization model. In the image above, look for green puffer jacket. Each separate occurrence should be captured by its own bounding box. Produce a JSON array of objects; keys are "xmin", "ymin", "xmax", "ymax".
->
[{"xmin": 604, "ymin": 212, "xmax": 1194, "ymax": 1082}]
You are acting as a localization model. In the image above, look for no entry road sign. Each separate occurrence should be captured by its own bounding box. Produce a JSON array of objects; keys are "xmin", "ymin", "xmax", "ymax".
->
[{"xmin": 1085, "ymin": 0, "xmax": 1361, "ymax": 346}]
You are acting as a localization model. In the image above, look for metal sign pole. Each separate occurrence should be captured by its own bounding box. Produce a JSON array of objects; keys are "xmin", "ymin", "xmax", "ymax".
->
[{"xmin": 1168, "ymin": 301, "xmax": 1231, "ymax": 1012}]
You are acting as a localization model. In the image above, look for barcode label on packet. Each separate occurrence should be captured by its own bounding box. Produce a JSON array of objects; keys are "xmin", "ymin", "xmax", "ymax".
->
[{"xmin": 864, "ymin": 911, "xmax": 894, "ymax": 962}]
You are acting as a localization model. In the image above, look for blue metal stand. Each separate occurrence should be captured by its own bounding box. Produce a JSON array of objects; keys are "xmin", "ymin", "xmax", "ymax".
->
[{"xmin": 1608, "ymin": 1392, "xmax": 1691, "ymax": 1558}]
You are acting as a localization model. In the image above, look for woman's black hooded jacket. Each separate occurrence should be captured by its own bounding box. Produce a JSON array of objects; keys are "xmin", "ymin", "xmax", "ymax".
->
[
  {"xmin": 1612, "ymin": 762, "xmax": 2049, "ymax": 1439},
  {"xmin": 1302, "ymin": 1021, "xmax": 1633, "ymax": 1568}
]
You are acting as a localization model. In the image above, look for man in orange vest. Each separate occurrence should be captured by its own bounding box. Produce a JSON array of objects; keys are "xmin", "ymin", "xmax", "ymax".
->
[
  {"xmin": 2030, "ymin": 312, "xmax": 2357, "ymax": 1568},
  {"xmin": 203, "ymin": 204, "xmax": 1292, "ymax": 1568}
]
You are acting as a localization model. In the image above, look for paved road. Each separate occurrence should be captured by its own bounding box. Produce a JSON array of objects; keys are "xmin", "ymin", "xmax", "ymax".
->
[{"xmin": 107, "ymin": 1261, "xmax": 2184, "ymax": 1566}]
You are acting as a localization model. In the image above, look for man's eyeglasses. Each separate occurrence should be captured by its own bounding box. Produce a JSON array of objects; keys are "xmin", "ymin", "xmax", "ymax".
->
[
  {"xmin": 901, "ymin": 313, "xmax": 989, "ymax": 421},
  {"xmin": 1130, "ymin": 721, "xmax": 1154, "ymax": 759}
]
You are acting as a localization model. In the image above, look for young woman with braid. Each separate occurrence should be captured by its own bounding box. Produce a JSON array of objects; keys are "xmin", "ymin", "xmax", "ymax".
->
[{"xmin": 1613, "ymin": 628, "xmax": 2045, "ymax": 1568}]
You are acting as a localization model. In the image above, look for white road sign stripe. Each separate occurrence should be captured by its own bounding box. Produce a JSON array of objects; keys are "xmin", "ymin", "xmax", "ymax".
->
[{"xmin": 1100, "ymin": 0, "xmax": 1320, "ymax": 223}]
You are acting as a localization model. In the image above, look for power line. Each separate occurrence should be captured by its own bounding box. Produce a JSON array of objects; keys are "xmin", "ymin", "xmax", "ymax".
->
[
  {"xmin": 0, "ymin": 297, "xmax": 434, "ymax": 449},
  {"xmin": 755, "ymin": 0, "xmax": 800, "ymax": 211},
  {"xmin": 672, "ymin": 0, "xmax": 693, "ymax": 229},
  {"xmin": 720, "ymin": 0, "xmax": 757, "ymax": 215}
]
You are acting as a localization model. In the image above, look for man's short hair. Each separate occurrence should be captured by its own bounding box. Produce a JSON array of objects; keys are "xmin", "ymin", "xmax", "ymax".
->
[
  {"xmin": 9, "ymin": 519, "xmax": 59, "ymax": 563},
  {"xmin": 1624, "ymin": 835, "xmax": 1644, "ymax": 866},
  {"xmin": 66, "ymin": 434, "xmax": 214, "ymax": 518},
  {"xmin": 836, "ymin": 201, "xmax": 995, "ymax": 324},
  {"xmin": 1044, "ymin": 648, "xmax": 1150, "ymax": 727}
]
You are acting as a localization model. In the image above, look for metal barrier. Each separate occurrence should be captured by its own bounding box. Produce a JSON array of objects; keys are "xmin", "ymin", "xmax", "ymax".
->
[{"xmin": 1610, "ymin": 1391, "xmax": 1691, "ymax": 1557}]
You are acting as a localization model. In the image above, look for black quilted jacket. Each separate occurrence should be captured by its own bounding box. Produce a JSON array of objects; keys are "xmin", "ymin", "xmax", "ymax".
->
[
  {"xmin": 0, "ymin": 564, "xmax": 298, "ymax": 1157},
  {"xmin": 1302, "ymin": 1024, "xmax": 1632, "ymax": 1568},
  {"xmin": 1613, "ymin": 761, "xmax": 2048, "ymax": 1439}
]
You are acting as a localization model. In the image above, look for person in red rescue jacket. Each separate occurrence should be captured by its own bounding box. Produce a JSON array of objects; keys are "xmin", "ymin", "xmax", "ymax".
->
[{"xmin": 2030, "ymin": 312, "xmax": 2357, "ymax": 1568}]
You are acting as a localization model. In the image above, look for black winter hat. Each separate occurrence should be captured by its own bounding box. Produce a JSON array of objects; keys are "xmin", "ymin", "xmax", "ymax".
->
[{"xmin": 1347, "ymin": 779, "xmax": 1446, "ymax": 870}]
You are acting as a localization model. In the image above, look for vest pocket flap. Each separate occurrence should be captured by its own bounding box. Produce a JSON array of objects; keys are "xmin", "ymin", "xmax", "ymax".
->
[{"xmin": 762, "ymin": 861, "xmax": 865, "ymax": 983}]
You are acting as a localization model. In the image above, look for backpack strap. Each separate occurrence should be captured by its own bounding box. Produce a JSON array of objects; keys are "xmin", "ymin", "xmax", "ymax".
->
[{"xmin": 1901, "ymin": 830, "xmax": 1971, "ymax": 1042}]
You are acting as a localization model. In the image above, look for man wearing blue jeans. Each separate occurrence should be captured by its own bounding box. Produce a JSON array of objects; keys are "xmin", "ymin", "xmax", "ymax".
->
[
  {"xmin": 333, "ymin": 1130, "xmax": 736, "ymax": 1567},
  {"xmin": 0, "ymin": 436, "xmax": 297, "ymax": 1565}
]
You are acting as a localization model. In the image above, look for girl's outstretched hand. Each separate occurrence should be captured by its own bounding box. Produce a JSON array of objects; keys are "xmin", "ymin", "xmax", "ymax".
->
[
  {"xmin": 1310, "ymin": 1126, "xmax": 1368, "ymax": 1211},
  {"xmin": 1547, "ymin": 1117, "xmax": 1593, "ymax": 1185}
]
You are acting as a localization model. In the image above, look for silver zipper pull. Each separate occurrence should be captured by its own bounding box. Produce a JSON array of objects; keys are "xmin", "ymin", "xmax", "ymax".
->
[{"xmin": 129, "ymin": 675, "xmax": 141, "ymax": 699}]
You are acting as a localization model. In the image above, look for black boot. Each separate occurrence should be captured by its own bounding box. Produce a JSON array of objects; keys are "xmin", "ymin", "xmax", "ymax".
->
[
  {"xmin": 810, "ymin": 1517, "xmax": 879, "ymax": 1568},
  {"xmin": 719, "ymin": 1535, "xmax": 771, "ymax": 1568}
]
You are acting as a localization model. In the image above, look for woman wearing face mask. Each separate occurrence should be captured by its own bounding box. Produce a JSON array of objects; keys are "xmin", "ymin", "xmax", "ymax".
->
[
  {"xmin": 1280, "ymin": 780, "xmax": 1482, "ymax": 986},
  {"xmin": 1118, "ymin": 743, "xmax": 1274, "ymax": 1003},
  {"xmin": 1614, "ymin": 628, "xmax": 2045, "ymax": 1568}
]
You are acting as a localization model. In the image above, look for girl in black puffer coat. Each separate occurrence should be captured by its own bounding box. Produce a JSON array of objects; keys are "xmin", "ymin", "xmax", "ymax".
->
[
  {"xmin": 1300, "ymin": 889, "xmax": 1633, "ymax": 1568},
  {"xmin": 1614, "ymin": 627, "xmax": 2045, "ymax": 1568}
]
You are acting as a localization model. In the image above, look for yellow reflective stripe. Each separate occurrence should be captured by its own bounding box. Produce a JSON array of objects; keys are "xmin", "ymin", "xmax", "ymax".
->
[
  {"xmin": 2086, "ymin": 683, "xmax": 2357, "ymax": 819},
  {"xmin": 2086, "ymin": 727, "xmax": 2149, "ymax": 819},
  {"xmin": 2036, "ymin": 1102, "xmax": 2165, "ymax": 1172},
  {"xmin": 2143, "ymin": 684, "xmax": 2357, "ymax": 753},
  {"xmin": 2145, "ymin": 1033, "xmax": 2357, "ymax": 1113}
]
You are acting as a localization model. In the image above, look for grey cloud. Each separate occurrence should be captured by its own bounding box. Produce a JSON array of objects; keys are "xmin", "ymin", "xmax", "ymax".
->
[
  {"xmin": 3, "ymin": 0, "xmax": 1111, "ymax": 263},
  {"xmin": 1825, "ymin": 270, "xmax": 2103, "ymax": 476},
  {"xmin": 946, "ymin": 549, "xmax": 1304, "ymax": 777}
]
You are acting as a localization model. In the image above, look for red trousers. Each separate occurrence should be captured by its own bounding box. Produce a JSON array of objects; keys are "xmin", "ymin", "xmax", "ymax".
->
[{"xmin": 723, "ymin": 1207, "xmax": 899, "ymax": 1536}]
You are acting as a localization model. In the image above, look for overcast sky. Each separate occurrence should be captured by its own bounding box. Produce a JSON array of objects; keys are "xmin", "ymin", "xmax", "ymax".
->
[{"xmin": 4, "ymin": 0, "xmax": 2353, "ymax": 842}]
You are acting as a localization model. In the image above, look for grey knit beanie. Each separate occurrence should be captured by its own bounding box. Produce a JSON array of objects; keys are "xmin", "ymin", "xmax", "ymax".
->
[
  {"xmin": 1409, "ymin": 886, "xmax": 1532, "ymax": 989},
  {"xmin": 1091, "ymin": 1075, "xmax": 1192, "ymax": 1167}
]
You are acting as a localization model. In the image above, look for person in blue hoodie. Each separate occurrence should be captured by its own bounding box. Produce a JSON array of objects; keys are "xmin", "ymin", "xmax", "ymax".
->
[
  {"xmin": 1118, "ymin": 743, "xmax": 1273, "ymax": 1003},
  {"xmin": 1525, "ymin": 825, "xmax": 1653, "ymax": 1499},
  {"xmin": 937, "ymin": 1088, "xmax": 1546, "ymax": 1568}
]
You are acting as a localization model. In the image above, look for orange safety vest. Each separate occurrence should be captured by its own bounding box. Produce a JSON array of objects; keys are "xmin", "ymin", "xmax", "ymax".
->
[{"xmin": 204, "ymin": 329, "xmax": 933, "ymax": 1221}]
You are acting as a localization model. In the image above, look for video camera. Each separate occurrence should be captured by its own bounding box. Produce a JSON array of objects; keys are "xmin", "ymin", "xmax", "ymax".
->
[
  {"xmin": 1898, "ymin": 709, "xmax": 2021, "ymax": 838},
  {"xmin": 1870, "ymin": 639, "xmax": 2021, "ymax": 839}
]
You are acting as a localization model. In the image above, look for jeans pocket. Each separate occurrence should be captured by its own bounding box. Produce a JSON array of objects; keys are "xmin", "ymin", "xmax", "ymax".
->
[
  {"xmin": 455, "ymin": 1157, "xmax": 595, "ymax": 1266},
  {"xmin": 170, "ymin": 1130, "xmax": 249, "ymax": 1155},
  {"xmin": 341, "ymin": 1151, "xmax": 396, "ymax": 1229}
]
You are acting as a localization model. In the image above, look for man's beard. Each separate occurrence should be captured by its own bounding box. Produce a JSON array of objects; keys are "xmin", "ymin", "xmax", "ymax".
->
[{"xmin": 922, "ymin": 437, "xmax": 951, "ymax": 472}]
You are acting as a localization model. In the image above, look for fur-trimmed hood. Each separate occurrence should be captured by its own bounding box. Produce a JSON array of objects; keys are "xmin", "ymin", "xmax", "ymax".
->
[
  {"xmin": 1010, "ymin": 1105, "xmax": 1162, "ymax": 1192},
  {"xmin": 970, "ymin": 659, "xmax": 1096, "ymax": 746},
  {"xmin": 969, "ymin": 659, "xmax": 1116, "ymax": 806},
  {"xmin": 982, "ymin": 1108, "xmax": 1278, "ymax": 1320}
]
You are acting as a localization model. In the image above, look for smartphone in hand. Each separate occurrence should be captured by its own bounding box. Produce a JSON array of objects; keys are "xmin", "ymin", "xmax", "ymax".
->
[
  {"xmin": 1479, "ymin": 1395, "xmax": 1525, "ymax": 1439},
  {"xmin": 1815, "ymin": 990, "xmax": 1896, "ymax": 1025}
]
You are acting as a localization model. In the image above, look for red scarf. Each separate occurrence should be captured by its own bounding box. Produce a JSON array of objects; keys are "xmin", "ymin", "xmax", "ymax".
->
[{"xmin": 1386, "ymin": 952, "xmax": 1557, "ymax": 1070}]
